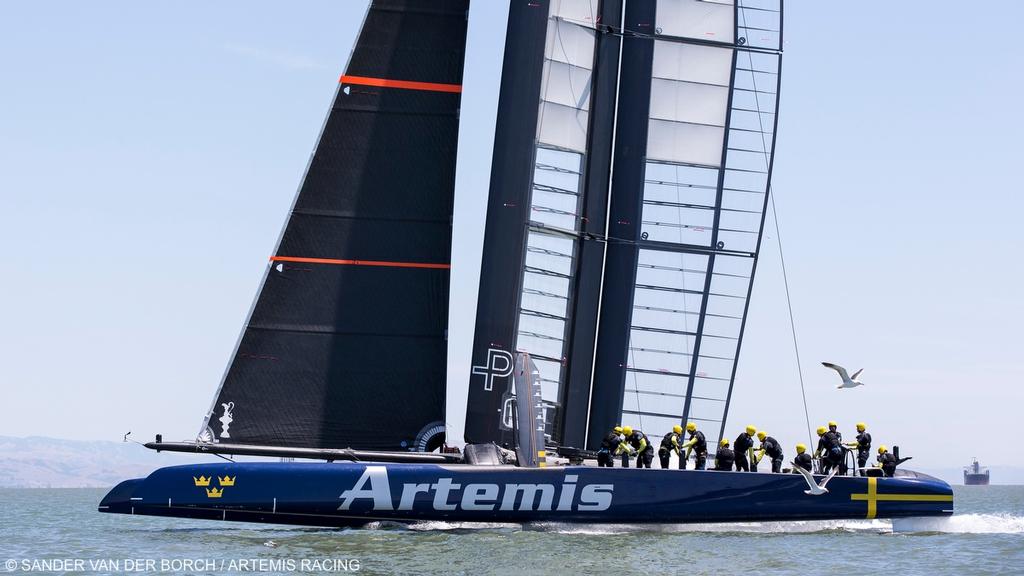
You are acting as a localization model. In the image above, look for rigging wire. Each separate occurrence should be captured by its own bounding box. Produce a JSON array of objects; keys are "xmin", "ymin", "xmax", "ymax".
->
[
  {"xmin": 737, "ymin": 4, "xmax": 814, "ymax": 447},
  {"xmin": 769, "ymin": 191, "xmax": 813, "ymax": 447}
]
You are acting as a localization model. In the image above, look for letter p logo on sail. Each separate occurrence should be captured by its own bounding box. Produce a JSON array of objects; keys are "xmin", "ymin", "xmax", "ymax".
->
[{"xmin": 472, "ymin": 348, "xmax": 514, "ymax": 392}]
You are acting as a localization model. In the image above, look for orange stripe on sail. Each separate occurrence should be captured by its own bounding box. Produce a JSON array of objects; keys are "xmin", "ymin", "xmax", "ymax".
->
[
  {"xmin": 270, "ymin": 256, "xmax": 450, "ymax": 270},
  {"xmin": 339, "ymin": 75, "xmax": 462, "ymax": 94}
]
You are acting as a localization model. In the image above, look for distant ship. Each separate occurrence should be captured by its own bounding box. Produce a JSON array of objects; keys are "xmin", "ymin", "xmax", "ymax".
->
[{"xmin": 964, "ymin": 458, "xmax": 990, "ymax": 485}]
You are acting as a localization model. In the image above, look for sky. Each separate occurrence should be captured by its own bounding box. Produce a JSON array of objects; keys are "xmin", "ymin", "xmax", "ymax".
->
[{"xmin": 1, "ymin": 1, "xmax": 1021, "ymax": 470}]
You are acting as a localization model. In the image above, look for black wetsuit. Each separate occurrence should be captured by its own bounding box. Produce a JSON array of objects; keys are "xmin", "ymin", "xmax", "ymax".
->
[
  {"xmin": 854, "ymin": 432, "xmax": 872, "ymax": 470},
  {"xmin": 817, "ymin": 431, "xmax": 842, "ymax": 474},
  {"xmin": 878, "ymin": 452, "xmax": 897, "ymax": 477},
  {"xmin": 760, "ymin": 436, "xmax": 784, "ymax": 473},
  {"xmin": 688, "ymin": 430, "xmax": 708, "ymax": 470},
  {"xmin": 734, "ymin": 432, "xmax": 754, "ymax": 472},
  {"xmin": 598, "ymin": 432, "xmax": 621, "ymax": 467},
  {"xmin": 715, "ymin": 446, "xmax": 735, "ymax": 471},
  {"xmin": 659, "ymin": 432, "xmax": 682, "ymax": 469},
  {"xmin": 625, "ymin": 430, "xmax": 654, "ymax": 469},
  {"xmin": 831, "ymin": 429, "xmax": 848, "ymax": 474},
  {"xmin": 794, "ymin": 452, "xmax": 813, "ymax": 472}
]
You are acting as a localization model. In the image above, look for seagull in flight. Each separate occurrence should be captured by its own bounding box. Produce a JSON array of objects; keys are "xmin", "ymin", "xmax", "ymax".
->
[
  {"xmin": 822, "ymin": 362, "xmax": 865, "ymax": 389},
  {"xmin": 793, "ymin": 464, "xmax": 838, "ymax": 496}
]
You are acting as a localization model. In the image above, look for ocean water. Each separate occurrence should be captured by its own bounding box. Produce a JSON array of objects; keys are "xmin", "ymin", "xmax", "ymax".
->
[{"xmin": 1, "ymin": 486, "xmax": 1021, "ymax": 575}]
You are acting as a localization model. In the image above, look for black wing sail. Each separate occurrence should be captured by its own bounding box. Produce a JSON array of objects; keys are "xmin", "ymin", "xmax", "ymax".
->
[
  {"xmin": 468, "ymin": 0, "xmax": 782, "ymax": 451},
  {"xmin": 199, "ymin": 0, "xmax": 469, "ymax": 452}
]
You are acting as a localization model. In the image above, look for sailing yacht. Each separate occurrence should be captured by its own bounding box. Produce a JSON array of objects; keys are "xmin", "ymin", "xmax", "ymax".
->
[{"xmin": 100, "ymin": 0, "xmax": 953, "ymax": 526}]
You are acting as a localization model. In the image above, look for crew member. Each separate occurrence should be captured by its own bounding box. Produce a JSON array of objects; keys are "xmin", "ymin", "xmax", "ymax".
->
[
  {"xmin": 828, "ymin": 420, "xmax": 849, "ymax": 474},
  {"xmin": 680, "ymin": 422, "xmax": 708, "ymax": 470},
  {"xmin": 598, "ymin": 426, "xmax": 623, "ymax": 467},
  {"xmin": 659, "ymin": 425, "xmax": 683, "ymax": 469},
  {"xmin": 616, "ymin": 426, "xmax": 654, "ymax": 469},
  {"xmin": 876, "ymin": 445, "xmax": 897, "ymax": 477},
  {"xmin": 755, "ymin": 431, "xmax": 785, "ymax": 473},
  {"xmin": 845, "ymin": 422, "xmax": 872, "ymax": 474},
  {"xmin": 714, "ymin": 439, "xmax": 735, "ymax": 471},
  {"xmin": 734, "ymin": 425, "xmax": 756, "ymax": 472},
  {"xmin": 814, "ymin": 425, "xmax": 843, "ymax": 474},
  {"xmin": 828, "ymin": 420, "xmax": 843, "ymax": 443},
  {"xmin": 793, "ymin": 443, "xmax": 813, "ymax": 472}
]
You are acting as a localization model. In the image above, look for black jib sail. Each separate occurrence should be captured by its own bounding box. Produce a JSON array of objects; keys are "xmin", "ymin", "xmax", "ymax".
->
[
  {"xmin": 468, "ymin": 0, "xmax": 782, "ymax": 450},
  {"xmin": 199, "ymin": 0, "xmax": 469, "ymax": 452}
]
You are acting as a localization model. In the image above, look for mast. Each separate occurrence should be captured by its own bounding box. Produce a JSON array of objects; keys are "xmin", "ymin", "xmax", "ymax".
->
[
  {"xmin": 559, "ymin": 0, "xmax": 625, "ymax": 450},
  {"xmin": 198, "ymin": 0, "xmax": 470, "ymax": 452}
]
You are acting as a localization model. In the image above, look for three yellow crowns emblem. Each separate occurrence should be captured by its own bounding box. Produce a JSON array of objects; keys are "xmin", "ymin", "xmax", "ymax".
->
[{"xmin": 193, "ymin": 475, "xmax": 236, "ymax": 498}]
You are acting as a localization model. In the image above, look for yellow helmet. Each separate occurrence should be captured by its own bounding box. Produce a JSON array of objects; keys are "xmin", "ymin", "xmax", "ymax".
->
[
  {"xmin": 816, "ymin": 426, "xmax": 827, "ymax": 436},
  {"xmin": 878, "ymin": 445, "xmax": 888, "ymax": 454},
  {"xmin": 856, "ymin": 422, "xmax": 866, "ymax": 432},
  {"xmin": 828, "ymin": 420, "xmax": 838, "ymax": 428},
  {"xmin": 622, "ymin": 426, "xmax": 633, "ymax": 436},
  {"xmin": 796, "ymin": 443, "xmax": 807, "ymax": 454},
  {"xmin": 686, "ymin": 422, "xmax": 697, "ymax": 432},
  {"xmin": 756, "ymin": 431, "xmax": 767, "ymax": 441},
  {"xmin": 719, "ymin": 439, "xmax": 730, "ymax": 447},
  {"xmin": 745, "ymin": 425, "xmax": 757, "ymax": 435},
  {"xmin": 673, "ymin": 425, "xmax": 683, "ymax": 435},
  {"xmin": 613, "ymin": 426, "xmax": 623, "ymax": 434}
]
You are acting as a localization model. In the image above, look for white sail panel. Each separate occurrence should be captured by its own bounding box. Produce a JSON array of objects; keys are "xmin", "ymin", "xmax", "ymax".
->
[
  {"xmin": 647, "ymin": 119, "xmax": 725, "ymax": 167},
  {"xmin": 646, "ymin": 39, "xmax": 731, "ymax": 167},
  {"xmin": 652, "ymin": 42, "xmax": 732, "ymax": 86},
  {"xmin": 545, "ymin": 18, "xmax": 595, "ymax": 68},
  {"xmin": 538, "ymin": 17, "xmax": 594, "ymax": 153},
  {"xmin": 541, "ymin": 60, "xmax": 593, "ymax": 111},
  {"xmin": 649, "ymin": 78, "xmax": 729, "ymax": 126},
  {"xmin": 656, "ymin": 0, "xmax": 735, "ymax": 44},
  {"xmin": 538, "ymin": 101, "xmax": 590, "ymax": 152}
]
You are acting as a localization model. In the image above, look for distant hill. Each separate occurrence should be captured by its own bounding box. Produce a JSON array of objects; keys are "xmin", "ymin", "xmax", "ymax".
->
[{"xmin": 0, "ymin": 436, "xmax": 262, "ymax": 488}]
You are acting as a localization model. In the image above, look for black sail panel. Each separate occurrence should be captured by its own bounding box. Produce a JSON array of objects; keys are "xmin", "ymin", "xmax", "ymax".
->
[{"xmin": 200, "ymin": 0, "xmax": 469, "ymax": 451}]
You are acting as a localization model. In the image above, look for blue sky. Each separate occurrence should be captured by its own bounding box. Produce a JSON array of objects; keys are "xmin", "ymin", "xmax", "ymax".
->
[{"xmin": 1, "ymin": 1, "xmax": 1021, "ymax": 468}]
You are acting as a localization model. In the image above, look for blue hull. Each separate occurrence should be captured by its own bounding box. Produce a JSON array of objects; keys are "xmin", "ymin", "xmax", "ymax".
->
[{"xmin": 99, "ymin": 462, "xmax": 953, "ymax": 527}]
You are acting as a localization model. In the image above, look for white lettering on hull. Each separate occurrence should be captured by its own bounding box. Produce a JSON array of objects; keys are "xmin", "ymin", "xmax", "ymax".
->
[{"xmin": 338, "ymin": 467, "xmax": 614, "ymax": 513}]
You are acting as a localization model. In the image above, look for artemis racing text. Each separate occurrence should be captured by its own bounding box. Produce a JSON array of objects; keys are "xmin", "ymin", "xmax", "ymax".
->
[{"xmin": 338, "ymin": 466, "xmax": 613, "ymax": 512}]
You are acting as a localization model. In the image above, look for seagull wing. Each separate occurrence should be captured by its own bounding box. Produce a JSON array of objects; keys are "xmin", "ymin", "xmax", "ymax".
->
[
  {"xmin": 793, "ymin": 462, "xmax": 817, "ymax": 491},
  {"xmin": 850, "ymin": 368, "xmax": 864, "ymax": 380},
  {"xmin": 819, "ymin": 467, "xmax": 838, "ymax": 489},
  {"xmin": 822, "ymin": 362, "xmax": 850, "ymax": 381}
]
